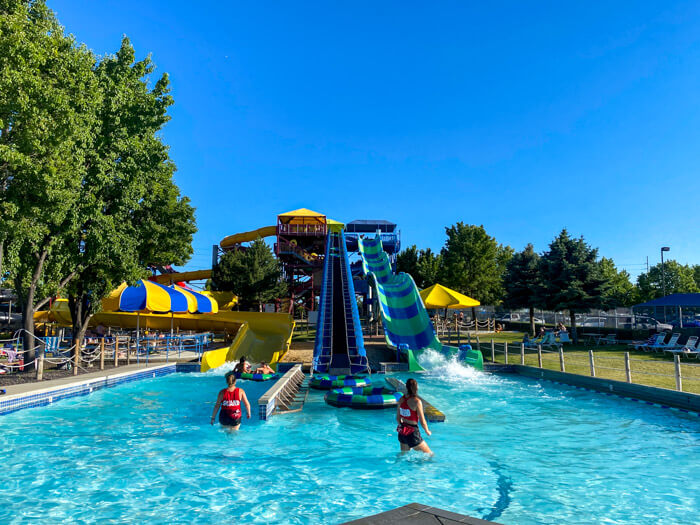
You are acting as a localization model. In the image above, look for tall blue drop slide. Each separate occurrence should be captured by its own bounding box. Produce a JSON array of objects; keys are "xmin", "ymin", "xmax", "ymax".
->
[{"xmin": 313, "ymin": 230, "xmax": 369, "ymax": 375}]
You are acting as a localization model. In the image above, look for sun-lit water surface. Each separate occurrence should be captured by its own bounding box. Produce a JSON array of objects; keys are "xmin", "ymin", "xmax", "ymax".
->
[{"xmin": 1, "ymin": 354, "xmax": 699, "ymax": 524}]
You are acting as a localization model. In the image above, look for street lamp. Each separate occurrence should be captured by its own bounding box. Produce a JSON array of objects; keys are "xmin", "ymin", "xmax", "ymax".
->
[
  {"xmin": 661, "ymin": 247, "xmax": 670, "ymax": 297},
  {"xmin": 661, "ymin": 246, "xmax": 670, "ymax": 323}
]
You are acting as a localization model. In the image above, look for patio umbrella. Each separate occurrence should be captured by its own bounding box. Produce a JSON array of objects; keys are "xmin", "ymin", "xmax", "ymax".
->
[
  {"xmin": 419, "ymin": 283, "xmax": 480, "ymax": 320},
  {"xmin": 102, "ymin": 280, "xmax": 192, "ymax": 351}
]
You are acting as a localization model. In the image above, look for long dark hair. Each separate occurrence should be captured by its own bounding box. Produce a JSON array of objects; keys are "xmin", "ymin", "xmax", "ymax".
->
[{"xmin": 406, "ymin": 378, "xmax": 418, "ymax": 398}]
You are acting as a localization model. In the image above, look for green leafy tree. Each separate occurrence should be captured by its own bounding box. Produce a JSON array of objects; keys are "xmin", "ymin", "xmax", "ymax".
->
[
  {"xmin": 440, "ymin": 222, "xmax": 512, "ymax": 304},
  {"xmin": 0, "ymin": 0, "xmax": 100, "ymax": 365},
  {"xmin": 539, "ymin": 230, "xmax": 608, "ymax": 342},
  {"xmin": 396, "ymin": 245, "xmax": 419, "ymax": 280},
  {"xmin": 694, "ymin": 265, "xmax": 700, "ymax": 290},
  {"xmin": 416, "ymin": 248, "xmax": 442, "ymax": 289},
  {"xmin": 598, "ymin": 257, "xmax": 636, "ymax": 308},
  {"xmin": 635, "ymin": 261, "xmax": 699, "ymax": 303},
  {"xmin": 65, "ymin": 38, "xmax": 196, "ymax": 352},
  {"xmin": 503, "ymin": 244, "xmax": 543, "ymax": 336},
  {"xmin": 211, "ymin": 240, "xmax": 287, "ymax": 311}
]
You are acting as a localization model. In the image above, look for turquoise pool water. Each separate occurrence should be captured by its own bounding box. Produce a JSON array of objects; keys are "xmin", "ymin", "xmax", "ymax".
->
[{"xmin": 1, "ymin": 355, "xmax": 699, "ymax": 524}]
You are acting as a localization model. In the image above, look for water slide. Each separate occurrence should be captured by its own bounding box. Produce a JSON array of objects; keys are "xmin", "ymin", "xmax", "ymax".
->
[
  {"xmin": 219, "ymin": 225, "xmax": 277, "ymax": 250},
  {"xmin": 313, "ymin": 230, "xmax": 369, "ymax": 375},
  {"xmin": 358, "ymin": 234, "xmax": 483, "ymax": 371},
  {"xmin": 36, "ymin": 300, "xmax": 294, "ymax": 373}
]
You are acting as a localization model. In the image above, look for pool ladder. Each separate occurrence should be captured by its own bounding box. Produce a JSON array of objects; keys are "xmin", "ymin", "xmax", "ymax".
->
[{"xmin": 274, "ymin": 376, "xmax": 310, "ymax": 415}]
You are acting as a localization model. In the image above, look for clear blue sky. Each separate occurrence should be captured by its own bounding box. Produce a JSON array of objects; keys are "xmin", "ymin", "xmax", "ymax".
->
[{"xmin": 49, "ymin": 1, "xmax": 700, "ymax": 278}]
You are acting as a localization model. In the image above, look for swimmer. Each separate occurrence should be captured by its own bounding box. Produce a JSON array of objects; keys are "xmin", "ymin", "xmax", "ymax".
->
[
  {"xmin": 255, "ymin": 361, "xmax": 274, "ymax": 375},
  {"xmin": 396, "ymin": 378, "xmax": 432, "ymax": 455},
  {"xmin": 211, "ymin": 373, "xmax": 251, "ymax": 430},
  {"xmin": 233, "ymin": 356, "xmax": 251, "ymax": 374}
]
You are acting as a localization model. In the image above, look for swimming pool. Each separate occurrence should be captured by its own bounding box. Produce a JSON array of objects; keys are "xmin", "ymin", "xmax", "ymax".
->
[{"xmin": 1, "ymin": 356, "xmax": 699, "ymax": 524}]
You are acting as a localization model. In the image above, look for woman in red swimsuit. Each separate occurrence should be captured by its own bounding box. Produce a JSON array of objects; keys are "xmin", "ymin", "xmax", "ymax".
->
[
  {"xmin": 396, "ymin": 378, "xmax": 432, "ymax": 454},
  {"xmin": 211, "ymin": 373, "xmax": 251, "ymax": 430}
]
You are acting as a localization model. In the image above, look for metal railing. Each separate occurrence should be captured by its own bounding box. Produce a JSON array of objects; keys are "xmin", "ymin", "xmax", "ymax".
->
[{"xmin": 482, "ymin": 339, "xmax": 700, "ymax": 394}]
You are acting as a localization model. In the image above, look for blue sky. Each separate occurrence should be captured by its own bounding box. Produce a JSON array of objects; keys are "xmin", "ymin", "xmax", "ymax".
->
[{"xmin": 49, "ymin": 1, "xmax": 700, "ymax": 278}]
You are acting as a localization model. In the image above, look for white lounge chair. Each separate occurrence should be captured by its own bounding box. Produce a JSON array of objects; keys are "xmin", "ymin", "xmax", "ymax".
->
[
  {"xmin": 667, "ymin": 337, "xmax": 699, "ymax": 357},
  {"xmin": 558, "ymin": 332, "xmax": 572, "ymax": 344},
  {"xmin": 644, "ymin": 333, "xmax": 680, "ymax": 353},
  {"xmin": 630, "ymin": 334, "xmax": 657, "ymax": 351},
  {"xmin": 541, "ymin": 332, "xmax": 562, "ymax": 351}
]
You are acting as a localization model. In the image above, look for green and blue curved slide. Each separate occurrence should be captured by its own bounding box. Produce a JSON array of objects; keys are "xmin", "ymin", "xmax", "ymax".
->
[{"xmin": 358, "ymin": 234, "xmax": 483, "ymax": 371}]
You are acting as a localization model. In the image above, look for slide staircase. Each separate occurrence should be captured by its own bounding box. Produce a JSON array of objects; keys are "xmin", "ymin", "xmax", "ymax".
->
[
  {"xmin": 358, "ymin": 234, "xmax": 483, "ymax": 371},
  {"xmin": 313, "ymin": 231, "xmax": 369, "ymax": 375}
]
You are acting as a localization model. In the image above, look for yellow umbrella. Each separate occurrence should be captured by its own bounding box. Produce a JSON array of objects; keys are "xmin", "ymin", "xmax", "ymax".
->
[{"xmin": 419, "ymin": 284, "xmax": 480, "ymax": 309}]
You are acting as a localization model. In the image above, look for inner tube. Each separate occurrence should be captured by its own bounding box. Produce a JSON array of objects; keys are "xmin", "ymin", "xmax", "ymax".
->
[
  {"xmin": 229, "ymin": 371, "xmax": 278, "ymax": 382},
  {"xmin": 309, "ymin": 374, "xmax": 371, "ymax": 390},
  {"xmin": 325, "ymin": 386, "xmax": 402, "ymax": 409}
]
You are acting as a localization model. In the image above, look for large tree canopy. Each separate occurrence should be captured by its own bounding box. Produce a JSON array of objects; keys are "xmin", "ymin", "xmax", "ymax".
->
[
  {"xmin": 440, "ymin": 222, "xmax": 512, "ymax": 304},
  {"xmin": 636, "ymin": 260, "xmax": 699, "ymax": 303},
  {"xmin": 539, "ymin": 230, "xmax": 608, "ymax": 342},
  {"xmin": 599, "ymin": 257, "xmax": 635, "ymax": 308},
  {"xmin": 503, "ymin": 244, "xmax": 543, "ymax": 335},
  {"xmin": 0, "ymin": 1, "xmax": 195, "ymax": 366},
  {"xmin": 211, "ymin": 241, "xmax": 287, "ymax": 311}
]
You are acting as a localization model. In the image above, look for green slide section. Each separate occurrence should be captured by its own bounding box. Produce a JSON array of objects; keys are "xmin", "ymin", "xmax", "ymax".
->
[{"xmin": 358, "ymin": 234, "xmax": 483, "ymax": 371}]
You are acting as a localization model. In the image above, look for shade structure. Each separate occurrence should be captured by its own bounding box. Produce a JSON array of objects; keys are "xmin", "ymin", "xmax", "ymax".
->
[
  {"xmin": 102, "ymin": 280, "xmax": 190, "ymax": 314},
  {"xmin": 171, "ymin": 285, "xmax": 218, "ymax": 314},
  {"xmin": 419, "ymin": 284, "xmax": 480, "ymax": 309}
]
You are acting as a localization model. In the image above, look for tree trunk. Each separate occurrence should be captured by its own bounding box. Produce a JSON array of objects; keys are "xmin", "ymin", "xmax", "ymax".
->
[
  {"xmin": 570, "ymin": 311, "xmax": 578, "ymax": 344},
  {"xmin": 69, "ymin": 294, "xmax": 92, "ymax": 360},
  {"xmin": 22, "ymin": 308, "xmax": 35, "ymax": 371},
  {"xmin": 529, "ymin": 306, "xmax": 535, "ymax": 336}
]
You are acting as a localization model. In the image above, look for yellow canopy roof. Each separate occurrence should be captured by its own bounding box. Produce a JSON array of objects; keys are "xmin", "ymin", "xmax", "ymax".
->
[
  {"xmin": 327, "ymin": 218, "xmax": 344, "ymax": 233},
  {"xmin": 278, "ymin": 208, "xmax": 326, "ymax": 224},
  {"xmin": 419, "ymin": 283, "xmax": 480, "ymax": 309}
]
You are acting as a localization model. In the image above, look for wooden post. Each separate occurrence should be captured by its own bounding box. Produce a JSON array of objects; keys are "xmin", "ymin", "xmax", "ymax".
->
[
  {"xmin": 504, "ymin": 341, "xmax": 508, "ymax": 365},
  {"xmin": 114, "ymin": 339, "xmax": 119, "ymax": 367},
  {"xmin": 73, "ymin": 343, "xmax": 80, "ymax": 376},
  {"xmin": 490, "ymin": 339, "xmax": 495, "ymax": 362},
  {"xmin": 559, "ymin": 348, "xmax": 565, "ymax": 372},
  {"xmin": 589, "ymin": 350, "xmax": 595, "ymax": 377},
  {"xmin": 520, "ymin": 343, "xmax": 525, "ymax": 365},
  {"xmin": 100, "ymin": 339, "xmax": 105, "ymax": 370},
  {"xmin": 36, "ymin": 348, "xmax": 44, "ymax": 381},
  {"xmin": 624, "ymin": 352, "xmax": 631, "ymax": 383},
  {"xmin": 537, "ymin": 345, "xmax": 543, "ymax": 368},
  {"xmin": 127, "ymin": 337, "xmax": 131, "ymax": 365},
  {"xmin": 476, "ymin": 336, "xmax": 481, "ymax": 352},
  {"xmin": 674, "ymin": 355, "xmax": 682, "ymax": 391}
]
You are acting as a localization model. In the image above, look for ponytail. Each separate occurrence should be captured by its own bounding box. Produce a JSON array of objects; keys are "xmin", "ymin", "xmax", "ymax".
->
[
  {"xmin": 406, "ymin": 378, "xmax": 418, "ymax": 399},
  {"xmin": 226, "ymin": 373, "xmax": 236, "ymax": 387}
]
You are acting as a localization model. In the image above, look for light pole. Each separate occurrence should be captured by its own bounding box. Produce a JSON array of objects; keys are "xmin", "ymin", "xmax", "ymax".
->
[{"xmin": 661, "ymin": 246, "xmax": 670, "ymax": 322}]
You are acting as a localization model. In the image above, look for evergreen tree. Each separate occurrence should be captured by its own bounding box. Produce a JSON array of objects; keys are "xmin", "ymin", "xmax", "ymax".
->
[
  {"xmin": 416, "ymin": 248, "xmax": 442, "ymax": 289},
  {"xmin": 503, "ymin": 244, "xmax": 543, "ymax": 336},
  {"xmin": 211, "ymin": 240, "xmax": 287, "ymax": 311},
  {"xmin": 539, "ymin": 230, "xmax": 608, "ymax": 343},
  {"xmin": 396, "ymin": 245, "xmax": 419, "ymax": 281},
  {"xmin": 440, "ymin": 222, "xmax": 512, "ymax": 304}
]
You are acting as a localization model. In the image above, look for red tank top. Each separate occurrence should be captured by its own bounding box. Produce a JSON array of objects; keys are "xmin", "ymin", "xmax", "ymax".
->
[
  {"xmin": 221, "ymin": 388, "xmax": 241, "ymax": 419},
  {"xmin": 399, "ymin": 396, "xmax": 418, "ymax": 424}
]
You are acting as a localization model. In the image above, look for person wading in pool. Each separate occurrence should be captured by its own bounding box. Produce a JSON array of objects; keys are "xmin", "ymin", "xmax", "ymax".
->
[
  {"xmin": 396, "ymin": 378, "xmax": 432, "ymax": 454},
  {"xmin": 211, "ymin": 373, "xmax": 251, "ymax": 430}
]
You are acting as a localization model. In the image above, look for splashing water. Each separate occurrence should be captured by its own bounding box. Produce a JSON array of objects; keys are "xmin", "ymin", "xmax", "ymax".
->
[{"xmin": 417, "ymin": 348, "xmax": 500, "ymax": 385}]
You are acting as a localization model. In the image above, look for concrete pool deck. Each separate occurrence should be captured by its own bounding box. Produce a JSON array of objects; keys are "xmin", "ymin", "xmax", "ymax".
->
[{"xmin": 343, "ymin": 503, "xmax": 501, "ymax": 524}]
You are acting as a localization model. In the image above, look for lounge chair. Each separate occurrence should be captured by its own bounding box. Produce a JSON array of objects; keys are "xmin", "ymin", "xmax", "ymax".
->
[
  {"xmin": 666, "ymin": 336, "xmax": 699, "ymax": 357},
  {"xmin": 643, "ymin": 333, "xmax": 680, "ymax": 353},
  {"xmin": 558, "ymin": 332, "xmax": 572, "ymax": 344},
  {"xmin": 540, "ymin": 332, "xmax": 562, "ymax": 351},
  {"xmin": 629, "ymin": 334, "xmax": 658, "ymax": 351},
  {"xmin": 599, "ymin": 333, "xmax": 618, "ymax": 345}
]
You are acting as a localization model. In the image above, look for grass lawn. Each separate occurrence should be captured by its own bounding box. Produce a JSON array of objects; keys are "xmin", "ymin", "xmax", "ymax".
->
[{"xmin": 465, "ymin": 331, "xmax": 700, "ymax": 395}]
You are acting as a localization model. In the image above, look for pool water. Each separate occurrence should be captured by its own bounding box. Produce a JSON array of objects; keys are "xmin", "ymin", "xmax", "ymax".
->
[{"xmin": 1, "ymin": 355, "xmax": 699, "ymax": 524}]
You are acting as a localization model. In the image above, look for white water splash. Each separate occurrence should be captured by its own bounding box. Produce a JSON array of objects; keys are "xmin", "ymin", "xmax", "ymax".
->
[{"xmin": 417, "ymin": 349, "xmax": 498, "ymax": 385}]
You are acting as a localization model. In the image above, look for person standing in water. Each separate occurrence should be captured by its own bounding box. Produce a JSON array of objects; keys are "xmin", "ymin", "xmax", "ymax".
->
[
  {"xmin": 396, "ymin": 378, "xmax": 432, "ymax": 454},
  {"xmin": 211, "ymin": 373, "xmax": 251, "ymax": 429}
]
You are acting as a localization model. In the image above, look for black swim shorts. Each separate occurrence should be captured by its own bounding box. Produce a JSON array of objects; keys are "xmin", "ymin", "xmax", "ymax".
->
[
  {"xmin": 219, "ymin": 412, "xmax": 242, "ymax": 427},
  {"xmin": 397, "ymin": 423, "xmax": 423, "ymax": 448}
]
